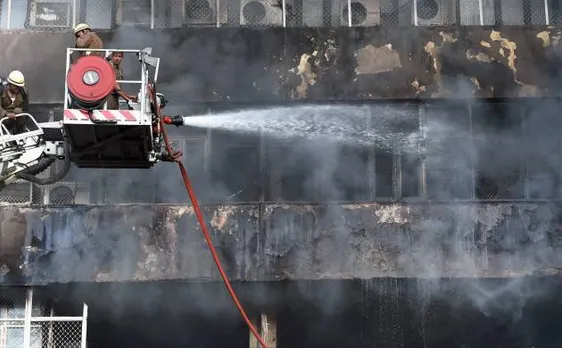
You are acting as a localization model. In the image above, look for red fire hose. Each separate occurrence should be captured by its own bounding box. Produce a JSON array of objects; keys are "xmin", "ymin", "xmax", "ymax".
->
[{"xmin": 154, "ymin": 92, "xmax": 268, "ymax": 348}]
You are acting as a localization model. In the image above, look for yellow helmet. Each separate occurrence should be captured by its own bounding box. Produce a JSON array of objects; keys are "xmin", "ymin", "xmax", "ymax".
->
[
  {"xmin": 7, "ymin": 70, "xmax": 25, "ymax": 87},
  {"xmin": 74, "ymin": 23, "xmax": 91, "ymax": 34}
]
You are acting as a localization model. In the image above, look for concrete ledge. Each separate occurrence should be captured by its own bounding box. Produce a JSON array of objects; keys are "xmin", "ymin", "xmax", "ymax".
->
[{"xmin": 1, "ymin": 202, "xmax": 561, "ymax": 284}]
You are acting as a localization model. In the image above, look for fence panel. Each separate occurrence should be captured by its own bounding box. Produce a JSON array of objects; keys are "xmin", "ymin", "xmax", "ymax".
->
[
  {"xmin": 0, "ymin": 289, "xmax": 88, "ymax": 348},
  {"xmin": 1, "ymin": 0, "xmax": 557, "ymax": 30},
  {"xmin": 0, "ymin": 180, "xmax": 33, "ymax": 205},
  {"xmin": 2, "ymin": 0, "xmax": 77, "ymax": 30}
]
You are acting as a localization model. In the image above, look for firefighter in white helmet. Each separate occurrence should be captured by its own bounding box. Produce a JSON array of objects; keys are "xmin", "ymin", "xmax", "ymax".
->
[
  {"xmin": 0, "ymin": 70, "xmax": 29, "ymax": 134},
  {"xmin": 74, "ymin": 23, "xmax": 104, "ymax": 59}
]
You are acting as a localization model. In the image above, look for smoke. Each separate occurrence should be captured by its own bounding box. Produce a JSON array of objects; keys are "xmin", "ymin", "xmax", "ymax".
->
[{"xmin": 35, "ymin": 24, "xmax": 562, "ymax": 341}]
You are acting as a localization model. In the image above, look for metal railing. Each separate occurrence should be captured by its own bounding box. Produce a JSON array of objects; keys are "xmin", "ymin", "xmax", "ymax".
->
[
  {"xmin": 0, "ymin": 288, "xmax": 88, "ymax": 348},
  {"xmin": 0, "ymin": 0, "xmax": 558, "ymax": 30}
]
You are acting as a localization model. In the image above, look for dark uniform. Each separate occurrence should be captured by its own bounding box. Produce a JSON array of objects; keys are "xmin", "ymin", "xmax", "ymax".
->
[
  {"xmin": 0, "ymin": 83, "xmax": 29, "ymax": 134},
  {"xmin": 106, "ymin": 60, "xmax": 124, "ymax": 110}
]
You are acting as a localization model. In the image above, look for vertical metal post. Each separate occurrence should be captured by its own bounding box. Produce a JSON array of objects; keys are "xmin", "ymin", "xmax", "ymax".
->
[
  {"xmin": 216, "ymin": 0, "xmax": 220, "ymax": 27},
  {"xmin": 64, "ymin": 48, "xmax": 71, "ymax": 109},
  {"xmin": 544, "ymin": 0, "xmax": 550, "ymax": 25},
  {"xmin": 23, "ymin": 289, "xmax": 33, "ymax": 348},
  {"xmin": 47, "ymin": 308, "xmax": 55, "ymax": 348},
  {"xmin": 80, "ymin": 304, "xmax": 88, "ymax": 348},
  {"xmin": 347, "ymin": 0, "xmax": 352, "ymax": 27},
  {"xmin": 413, "ymin": 0, "xmax": 418, "ymax": 26},
  {"xmin": 478, "ymin": 0, "xmax": 484, "ymax": 25},
  {"xmin": 6, "ymin": 0, "xmax": 12, "ymax": 29},
  {"xmin": 72, "ymin": 0, "xmax": 77, "ymax": 28},
  {"xmin": 282, "ymin": 0, "xmax": 286, "ymax": 27},
  {"xmin": 150, "ymin": 0, "xmax": 155, "ymax": 29}
]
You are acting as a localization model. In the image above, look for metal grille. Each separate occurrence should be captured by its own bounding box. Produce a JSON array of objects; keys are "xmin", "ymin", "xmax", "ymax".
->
[
  {"xmin": 288, "ymin": 0, "xmax": 343, "ymax": 27},
  {"xmin": 549, "ymin": 0, "xmax": 562, "ymax": 24},
  {"xmin": 208, "ymin": 131, "xmax": 261, "ymax": 202},
  {"xmin": 118, "ymin": 0, "xmax": 152, "ymax": 26},
  {"xmin": 30, "ymin": 321, "xmax": 83, "ymax": 347},
  {"xmin": 41, "ymin": 182, "xmax": 91, "ymax": 205},
  {"xmin": 0, "ymin": 180, "xmax": 33, "ymax": 204},
  {"xmin": 0, "ymin": 290, "xmax": 26, "ymax": 319},
  {"xmin": 474, "ymin": 137, "xmax": 525, "ymax": 200},
  {"xmin": 0, "ymin": 0, "xmax": 555, "ymax": 28},
  {"xmin": 0, "ymin": 289, "xmax": 87, "ymax": 348},
  {"xmin": 426, "ymin": 136, "xmax": 474, "ymax": 200},
  {"xmin": 183, "ymin": 0, "xmax": 222, "ymax": 27},
  {"xmin": 265, "ymin": 139, "xmax": 317, "ymax": 202},
  {"xmin": 1, "ymin": 0, "xmax": 76, "ymax": 31},
  {"xmin": 328, "ymin": 145, "xmax": 371, "ymax": 201},
  {"xmin": 459, "ymin": 0, "xmax": 482, "ymax": 25},
  {"xmin": 239, "ymin": 0, "xmax": 284, "ymax": 27}
]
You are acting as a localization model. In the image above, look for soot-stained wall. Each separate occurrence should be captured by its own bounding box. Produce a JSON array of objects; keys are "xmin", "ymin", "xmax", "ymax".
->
[
  {"xmin": 1, "ymin": 203, "xmax": 561, "ymax": 285},
  {"xmin": 43, "ymin": 278, "xmax": 562, "ymax": 348},
  {"xmin": 1, "ymin": 26, "xmax": 562, "ymax": 104}
]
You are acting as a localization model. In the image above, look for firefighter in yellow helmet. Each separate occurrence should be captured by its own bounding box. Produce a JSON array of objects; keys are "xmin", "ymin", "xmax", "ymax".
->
[
  {"xmin": 0, "ymin": 70, "xmax": 29, "ymax": 135},
  {"xmin": 74, "ymin": 23, "xmax": 104, "ymax": 59}
]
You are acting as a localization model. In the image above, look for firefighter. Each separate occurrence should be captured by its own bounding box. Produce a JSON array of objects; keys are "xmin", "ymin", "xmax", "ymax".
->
[
  {"xmin": 106, "ymin": 51, "xmax": 138, "ymax": 110},
  {"xmin": 0, "ymin": 70, "xmax": 29, "ymax": 135},
  {"xmin": 74, "ymin": 23, "xmax": 104, "ymax": 58}
]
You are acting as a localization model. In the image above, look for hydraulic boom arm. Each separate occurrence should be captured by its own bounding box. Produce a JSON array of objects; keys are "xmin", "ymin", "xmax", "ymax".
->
[{"xmin": 0, "ymin": 113, "xmax": 66, "ymax": 189}]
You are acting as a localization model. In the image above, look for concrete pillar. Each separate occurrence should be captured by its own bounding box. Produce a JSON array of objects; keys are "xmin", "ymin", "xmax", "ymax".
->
[{"xmin": 249, "ymin": 312, "xmax": 277, "ymax": 348}]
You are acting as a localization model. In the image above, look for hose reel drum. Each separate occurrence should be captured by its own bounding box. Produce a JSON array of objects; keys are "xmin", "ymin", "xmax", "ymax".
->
[{"xmin": 67, "ymin": 56, "xmax": 116, "ymax": 110}]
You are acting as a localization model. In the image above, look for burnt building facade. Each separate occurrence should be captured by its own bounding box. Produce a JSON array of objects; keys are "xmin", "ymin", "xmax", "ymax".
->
[{"xmin": 2, "ymin": 0, "xmax": 562, "ymax": 347}]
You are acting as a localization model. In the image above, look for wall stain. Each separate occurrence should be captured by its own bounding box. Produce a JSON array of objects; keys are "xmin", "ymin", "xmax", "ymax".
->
[{"xmin": 3, "ymin": 202, "xmax": 560, "ymax": 284}]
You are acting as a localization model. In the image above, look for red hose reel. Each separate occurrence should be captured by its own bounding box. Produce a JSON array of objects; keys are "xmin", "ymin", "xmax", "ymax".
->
[{"xmin": 67, "ymin": 55, "xmax": 116, "ymax": 109}]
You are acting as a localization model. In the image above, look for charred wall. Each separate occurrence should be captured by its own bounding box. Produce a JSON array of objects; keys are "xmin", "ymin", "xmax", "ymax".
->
[
  {"xmin": 1, "ymin": 203, "xmax": 562, "ymax": 285},
  {"xmin": 43, "ymin": 277, "xmax": 562, "ymax": 348},
  {"xmin": 1, "ymin": 26, "xmax": 562, "ymax": 104}
]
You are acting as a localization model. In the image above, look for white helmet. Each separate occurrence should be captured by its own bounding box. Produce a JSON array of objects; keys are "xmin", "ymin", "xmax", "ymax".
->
[
  {"xmin": 7, "ymin": 70, "xmax": 25, "ymax": 87},
  {"xmin": 74, "ymin": 23, "xmax": 91, "ymax": 35}
]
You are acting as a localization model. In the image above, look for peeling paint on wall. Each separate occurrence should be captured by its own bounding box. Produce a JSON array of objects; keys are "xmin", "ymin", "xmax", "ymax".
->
[
  {"xmin": 1, "ymin": 202, "xmax": 561, "ymax": 285},
  {"xmin": 355, "ymin": 44, "xmax": 402, "ymax": 75},
  {"xmin": 2, "ymin": 26, "xmax": 561, "ymax": 103}
]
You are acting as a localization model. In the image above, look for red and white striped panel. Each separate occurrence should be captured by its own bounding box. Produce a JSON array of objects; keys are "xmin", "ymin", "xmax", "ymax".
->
[{"xmin": 64, "ymin": 109, "xmax": 140, "ymax": 122}]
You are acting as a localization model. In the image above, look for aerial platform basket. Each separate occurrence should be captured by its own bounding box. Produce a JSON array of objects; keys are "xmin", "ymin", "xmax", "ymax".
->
[{"xmin": 63, "ymin": 47, "xmax": 162, "ymax": 169}]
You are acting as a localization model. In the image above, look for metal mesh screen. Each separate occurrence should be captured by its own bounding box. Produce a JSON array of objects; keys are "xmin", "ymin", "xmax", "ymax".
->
[
  {"xmin": 1, "ymin": 0, "xmax": 75, "ymax": 30},
  {"xmin": 289, "ymin": 0, "xmax": 342, "ymax": 27},
  {"xmin": 31, "ymin": 321, "xmax": 83, "ymax": 347},
  {"xmin": 0, "ymin": 290, "xmax": 26, "ymax": 319},
  {"xmin": 183, "ymin": 0, "xmax": 222, "ymax": 27},
  {"xmin": 118, "ymin": 0, "xmax": 152, "ymax": 26},
  {"xmin": 0, "ymin": 0, "xmax": 555, "ymax": 29},
  {"xmin": 0, "ymin": 180, "xmax": 33, "ymax": 204},
  {"xmin": 328, "ymin": 145, "xmax": 371, "ymax": 201},
  {"xmin": 208, "ymin": 131, "xmax": 261, "ymax": 202},
  {"xmin": 41, "ymin": 182, "xmax": 91, "ymax": 205},
  {"xmin": 239, "ymin": 0, "xmax": 284, "ymax": 27},
  {"xmin": 1, "ymin": 290, "xmax": 85, "ymax": 348},
  {"xmin": 426, "ymin": 136, "xmax": 474, "ymax": 200},
  {"xmin": 549, "ymin": 0, "xmax": 562, "ymax": 24},
  {"xmin": 474, "ymin": 137, "xmax": 525, "ymax": 200},
  {"xmin": 264, "ymin": 139, "xmax": 318, "ymax": 202},
  {"xmin": 522, "ymin": 99, "xmax": 562, "ymax": 200}
]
